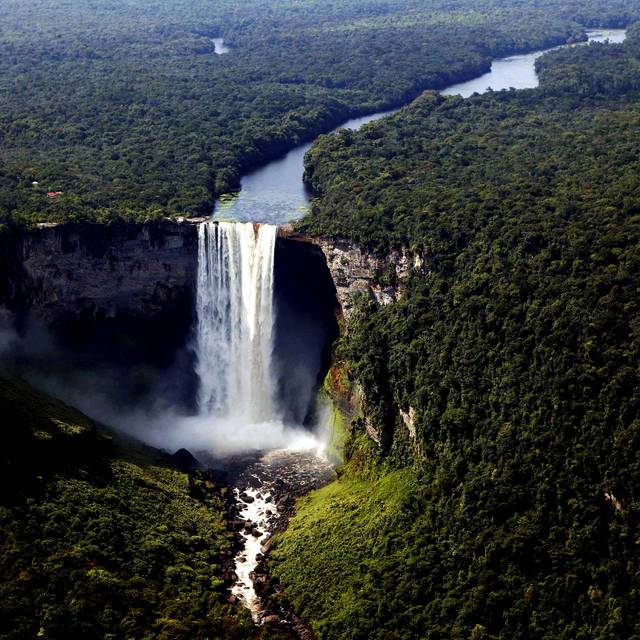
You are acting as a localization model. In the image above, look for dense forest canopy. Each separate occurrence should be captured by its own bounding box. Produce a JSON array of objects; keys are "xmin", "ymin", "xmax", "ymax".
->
[
  {"xmin": 2, "ymin": 0, "xmax": 640, "ymax": 225},
  {"xmin": 271, "ymin": 24, "xmax": 640, "ymax": 640},
  {"xmin": 2, "ymin": 2, "xmax": 640, "ymax": 639},
  {"xmin": 0, "ymin": 375, "xmax": 266, "ymax": 640}
]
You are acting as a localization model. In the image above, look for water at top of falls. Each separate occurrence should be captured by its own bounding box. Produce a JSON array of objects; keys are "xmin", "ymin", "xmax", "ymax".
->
[
  {"xmin": 213, "ymin": 28, "xmax": 626, "ymax": 227},
  {"xmin": 196, "ymin": 221, "xmax": 277, "ymax": 423}
]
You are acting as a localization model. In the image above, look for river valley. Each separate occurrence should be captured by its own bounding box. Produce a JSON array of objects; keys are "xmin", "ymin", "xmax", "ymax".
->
[
  {"xmin": 210, "ymin": 448, "xmax": 334, "ymax": 626},
  {"xmin": 0, "ymin": 25, "xmax": 628, "ymax": 636},
  {"xmin": 212, "ymin": 25, "xmax": 629, "ymax": 630},
  {"xmin": 212, "ymin": 29, "xmax": 626, "ymax": 227},
  {"xmin": 2, "ymin": 0, "xmax": 639, "ymax": 636},
  {"xmin": 200, "ymin": 26, "xmax": 627, "ymax": 630}
]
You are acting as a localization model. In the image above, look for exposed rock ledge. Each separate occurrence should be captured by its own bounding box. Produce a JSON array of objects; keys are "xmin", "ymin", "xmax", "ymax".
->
[
  {"xmin": 0, "ymin": 220, "xmax": 199, "ymax": 325},
  {"xmin": 278, "ymin": 226, "xmax": 425, "ymax": 321}
]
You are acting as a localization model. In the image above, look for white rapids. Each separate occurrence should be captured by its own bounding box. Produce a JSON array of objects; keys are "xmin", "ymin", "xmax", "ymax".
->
[
  {"xmin": 195, "ymin": 221, "xmax": 334, "ymax": 621},
  {"xmin": 231, "ymin": 486, "xmax": 279, "ymax": 618},
  {"xmin": 226, "ymin": 448, "xmax": 334, "ymax": 621}
]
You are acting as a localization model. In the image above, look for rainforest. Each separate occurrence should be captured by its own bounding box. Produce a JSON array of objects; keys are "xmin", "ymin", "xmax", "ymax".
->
[{"xmin": 1, "ymin": 1, "xmax": 639, "ymax": 640}]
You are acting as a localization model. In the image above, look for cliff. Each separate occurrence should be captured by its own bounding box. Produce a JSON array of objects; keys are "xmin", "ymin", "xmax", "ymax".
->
[
  {"xmin": 277, "ymin": 226, "xmax": 425, "ymax": 322},
  {"xmin": 1, "ymin": 220, "xmax": 408, "ymax": 338},
  {"xmin": 277, "ymin": 227, "xmax": 426, "ymax": 453},
  {"xmin": 0, "ymin": 220, "xmax": 202, "ymax": 411},
  {"xmin": 0, "ymin": 220, "xmax": 199, "ymax": 327}
]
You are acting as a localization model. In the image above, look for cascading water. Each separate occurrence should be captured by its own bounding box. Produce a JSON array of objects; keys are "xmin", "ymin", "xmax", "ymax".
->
[
  {"xmin": 196, "ymin": 221, "xmax": 277, "ymax": 423},
  {"xmin": 194, "ymin": 220, "xmax": 332, "ymax": 622}
]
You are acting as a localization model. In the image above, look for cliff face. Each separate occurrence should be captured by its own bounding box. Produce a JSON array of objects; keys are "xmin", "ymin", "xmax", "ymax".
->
[
  {"xmin": 277, "ymin": 228, "xmax": 426, "ymax": 453},
  {"xmin": 0, "ymin": 220, "xmax": 201, "ymax": 411},
  {"xmin": 313, "ymin": 237, "xmax": 426, "ymax": 319},
  {"xmin": 0, "ymin": 221, "xmax": 198, "ymax": 326},
  {"xmin": 277, "ymin": 227, "xmax": 425, "ymax": 322},
  {"xmin": 2, "ymin": 221, "xmax": 409, "ymax": 344},
  {"xmin": 316, "ymin": 237, "xmax": 426, "ymax": 452},
  {"xmin": 0, "ymin": 221, "xmax": 403, "ymax": 435}
]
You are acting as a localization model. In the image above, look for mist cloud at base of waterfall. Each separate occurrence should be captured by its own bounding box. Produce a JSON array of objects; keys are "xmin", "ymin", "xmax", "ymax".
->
[
  {"xmin": 33, "ymin": 372, "xmax": 326, "ymax": 457},
  {"xmin": 1, "ymin": 320, "xmax": 329, "ymax": 458},
  {"xmin": 143, "ymin": 414, "xmax": 324, "ymax": 456}
]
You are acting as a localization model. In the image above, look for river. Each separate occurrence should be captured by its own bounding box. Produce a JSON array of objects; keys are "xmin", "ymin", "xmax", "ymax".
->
[
  {"xmin": 442, "ymin": 28, "xmax": 626, "ymax": 97},
  {"xmin": 212, "ymin": 28, "xmax": 626, "ymax": 227}
]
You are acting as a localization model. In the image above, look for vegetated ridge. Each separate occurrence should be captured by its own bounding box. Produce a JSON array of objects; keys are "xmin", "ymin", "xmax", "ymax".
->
[
  {"xmin": 271, "ymin": 24, "xmax": 640, "ymax": 640},
  {"xmin": 0, "ymin": 374, "xmax": 294, "ymax": 640}
]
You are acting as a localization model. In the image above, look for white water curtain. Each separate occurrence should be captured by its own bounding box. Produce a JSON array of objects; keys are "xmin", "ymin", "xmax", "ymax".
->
[{"xmin": 195, "ymin": 221, "xmax": 277, "ymax": 423}]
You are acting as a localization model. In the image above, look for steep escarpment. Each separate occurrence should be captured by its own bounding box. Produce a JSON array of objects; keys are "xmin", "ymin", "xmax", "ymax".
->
[
  {"xmin": 0, "ymin": 220, "xmax": 198, "ymax": 325},
  {"xmin": 0, "ymin": 221, "xmax": 344, "ymax": 423},
  {"xmin": 278, "ymin": 227, "xmax": 425, "ymax": 321},
  {"xmin": 274, "ymin": 234, "xmax": 341, "ymax": 426},
  {"xmin": 0, "ymin": 220, "xmax": 200, "ymax": 409},
  {"xmin": 277, "ymin": 228, "xmax": 425, "ymax": 451},
  {"xmin": 270, "ymin": 31, "xmax": 640, "ymax": 640}
]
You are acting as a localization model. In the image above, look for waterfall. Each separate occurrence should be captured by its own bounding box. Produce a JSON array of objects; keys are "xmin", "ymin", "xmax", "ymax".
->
[{"xmin": 195, "ymin": 221, "xmax": 277, "ymax": 423}]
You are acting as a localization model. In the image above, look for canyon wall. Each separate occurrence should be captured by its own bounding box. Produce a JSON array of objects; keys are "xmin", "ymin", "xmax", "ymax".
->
[
  {"xmin": 0, "ymin": 220, "xmax": 407, "ymax": 445},
  {"xmin": 0, "ymin": 221, "xmax": 343, "ymax": 419},
  {"xmin": 1, "ymin": 220, "xmax": 414, "ymax": 341},
  {"xmin": 0, "ymin": 220, "xmax": 202, "ymax": 411},
  {"xmin": 277, "ymin": 227, "xmax": 426, "ymax": 322},
  {"xmin": 0, "ymin": 220, "xmax": 199, "ymax": 327},
  {"xmin": 278, "ymin": 227, "xmax": 426, "ymax": 453}
]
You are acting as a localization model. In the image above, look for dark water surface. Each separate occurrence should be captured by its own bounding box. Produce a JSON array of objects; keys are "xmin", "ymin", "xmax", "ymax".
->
[
  {"xmin": 442, "ymin": 29, "xmax": 626, "ymax": 97},
  {"xmin": 212, "ymin": 29, "xmax": 626, "ymax": 226},
  {"xmin": 212, "ymin": 108, "xmax": 398, "ymax": 225}
]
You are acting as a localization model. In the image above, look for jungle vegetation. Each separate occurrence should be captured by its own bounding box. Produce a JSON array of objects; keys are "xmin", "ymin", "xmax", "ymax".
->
[
  {"xmin": 2, "ymin": 0, "xmax": 640, "ymax": 226},
  {"xmin": 3, "ymin": 2, "xmax": 640, "ymax": 639},
  {"xmin": 0, "ymin": 374, "xmax": 292, "ymax": 640},
  {"xmin": 272, "ymin": 25, "xmax": 640, "ymax": 640}
]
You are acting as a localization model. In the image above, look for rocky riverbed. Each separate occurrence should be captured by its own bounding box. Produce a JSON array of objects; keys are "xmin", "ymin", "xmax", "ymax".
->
[{"xmin": 205, "ymin": 447, "xmax": 335, "ymax": 636}]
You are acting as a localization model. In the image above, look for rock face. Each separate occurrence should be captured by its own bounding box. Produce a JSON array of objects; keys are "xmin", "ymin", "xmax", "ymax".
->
[
  {"xmin": 277, "ymin": 227, "xmax": 428, "ymax": 454},
  {"xmin": 273, "ymin": 234, "xmax": 341, "ymax": 424},
  {"xmin": 0, "ymin": 220, "xmax": 201, "ymax": 412},
  {"xmin": 0, "ymin": 220, "xmax": 198, "ymax": 326},
  {"xmin": 399, "ymin": 406, "xmax": 417, "ymax": 439},
  {"xmin": 277, "ymin": 227, "xmax": 425, "ymax": 322}
]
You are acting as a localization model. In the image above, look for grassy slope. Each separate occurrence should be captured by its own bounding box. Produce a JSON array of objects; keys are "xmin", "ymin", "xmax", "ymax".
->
[
  {"xmin": 0, "ymin": 374, "xmax": 261, "ymax": 640},
  {"xmin": 272, "ymin": 454, "xmax": 419, "ymax": 640}
]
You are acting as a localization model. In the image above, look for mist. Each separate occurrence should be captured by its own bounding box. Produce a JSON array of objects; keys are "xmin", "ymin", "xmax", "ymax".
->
[
  {"xmin": 0, "ymin": 228, "xmax": 339, "ymax": 459},
  {"xmin": 0, "ymin": 300, "xmax": 335, "ymax": 459},
  {"xmin": 28, "ymin": 354, "xmax": 328, "ymax": 458}
]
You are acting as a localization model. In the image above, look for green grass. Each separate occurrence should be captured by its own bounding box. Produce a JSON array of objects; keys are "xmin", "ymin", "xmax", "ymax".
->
[{"xmin": 270, "ymin": 463, "xmax": 419, "ymax": 640}]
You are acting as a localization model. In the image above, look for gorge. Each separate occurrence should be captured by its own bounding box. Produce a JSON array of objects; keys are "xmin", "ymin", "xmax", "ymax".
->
[{"xmin": 0, "ymin": 21, "xmax": 633, "ymax": 636}]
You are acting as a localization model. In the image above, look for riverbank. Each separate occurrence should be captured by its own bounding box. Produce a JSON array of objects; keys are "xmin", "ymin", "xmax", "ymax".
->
[
  {"xmin": 203, "ymin": 448, "xmax": 335, "ymax": 636},
  {"xmin": 7, "ymin": 1, "xmax": 615, "ymax": 228},
  {"xmin": 214, "ymin": 28, "xmax": 626, "ymax": 226},
  {"xmin": 267, "ymin": 23, "xmax": 640, "ymax": 639}
]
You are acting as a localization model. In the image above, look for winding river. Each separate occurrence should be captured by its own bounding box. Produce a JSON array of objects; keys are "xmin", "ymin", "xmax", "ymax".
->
[
  {"xmin": 213, "ymin": 28, "xmax": 626, "ymax": 227},
  {"xmin": 442, "ymin": 28, "xmax": 626, "ymax": 97}
]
